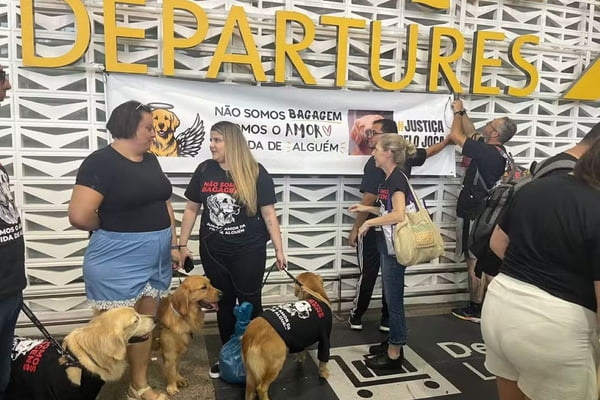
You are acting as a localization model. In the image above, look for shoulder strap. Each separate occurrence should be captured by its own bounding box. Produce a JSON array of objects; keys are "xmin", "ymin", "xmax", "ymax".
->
[
  {"xmin": 495, "ymin": 145, "xmax": 509, "ymax": 160},
  {"xmin": 386, "ymin": 189, "xmax": 392, "ymax": 212},
  {"xmin": 532, "ymin": 158, "xmax": 576, "ymax": 179},
  {"xmin": 472, "ymin": 145, "xmax": 511, "ymax": 193},
  {"xmin": 472, "ymin": 168, "xmax": 491, "ymax": 193},
  {"xmin": 399, "ymin": 171, "xmax": 423, "ymax": 212},
  {"xmin": 531, "ymin": 157, "xmax": 548, "ymax": 176},
  {"xmin": 495, "ymin": 145, "xmax": 521, "ymax": 181}
]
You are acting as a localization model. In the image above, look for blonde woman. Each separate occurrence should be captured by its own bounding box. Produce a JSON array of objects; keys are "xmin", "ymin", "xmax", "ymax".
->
[
  {"xmin": 178, "ymin": 121, "xmax": 286, "ymax": 379},
  {"xmin": 349, "ymin": 134, "xmax": 417, "ymax": 370}
]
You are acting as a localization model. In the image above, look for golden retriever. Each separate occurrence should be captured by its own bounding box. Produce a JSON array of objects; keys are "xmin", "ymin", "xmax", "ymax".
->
[
  {"xmin": 7, "ymin": 307, "xmax": 154, "ymax": 400},
  {"xmin": 242, "ymin": 272, "xmax": 332, "ymax": 400},
  {"xmin": 150, "ymin": 108, "xmax": 180, "ymax": 157},
  {"xmin": 156, "ymin": 275, "xmax": 221, "ymax": 395}
]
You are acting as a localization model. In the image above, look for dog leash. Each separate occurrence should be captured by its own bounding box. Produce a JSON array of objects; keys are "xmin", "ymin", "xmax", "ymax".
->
[
  {"xmin": 20, "ymin": 302, "xmax": 81, "ymax": 368},
  {"xmin": 262, "ymin": 264, "xmax": 345, "ymax": 322},
  {"xmin": 262, "ymin": 262, "xmax": 300, "ymax": 288}
]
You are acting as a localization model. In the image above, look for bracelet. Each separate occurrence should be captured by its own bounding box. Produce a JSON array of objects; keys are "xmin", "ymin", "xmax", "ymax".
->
[
  {"xmin": 171, "ymin": 244, "xmax": 187, "ymax": 250},
  {"xmin": 454, "ymin": 110, "xmax": 466, "ymax": 116}
]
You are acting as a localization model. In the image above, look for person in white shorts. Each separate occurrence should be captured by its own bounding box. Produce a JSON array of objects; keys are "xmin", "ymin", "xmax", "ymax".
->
[{"xmin": 482, "ymin": 138, "xmax": 600, "ymax": 400}]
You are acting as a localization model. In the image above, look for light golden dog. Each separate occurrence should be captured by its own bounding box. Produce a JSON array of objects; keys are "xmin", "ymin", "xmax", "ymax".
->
[
  {"xmin": 149, "ymin": 108, "xmax": 180, "ymax": 157},
  {"xmin": 157, "ymin": 275, "xmax": 221, "ymax": 395},
  {"xmin": 242, "ymin": 272, "xmax": 332, "ymax": 400},
  {"xmin": 8, "ymin": 307, "xmax": 154, "ymax": 400},
  {"xmin": 65, "ymin": 307, "xmax": 155, "ymax": 382}
]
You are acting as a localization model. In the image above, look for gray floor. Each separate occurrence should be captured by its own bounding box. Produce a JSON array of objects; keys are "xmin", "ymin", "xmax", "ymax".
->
[
  {"xmin": 96, "ymin": 328, "xmax": 217, "ymax": 400},
  {"xmin": 208, "ymin": 305, "xmax": 499, "ymax": 400},
  {"xmin": 94, "ymin": 305, "xmax": 498, "ymax": 400}
]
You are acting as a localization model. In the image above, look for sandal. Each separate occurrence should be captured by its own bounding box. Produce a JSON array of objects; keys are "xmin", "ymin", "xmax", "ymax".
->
[{"xmin": 127, "ymin": 385, "xmax": 170, "ymax": 400}]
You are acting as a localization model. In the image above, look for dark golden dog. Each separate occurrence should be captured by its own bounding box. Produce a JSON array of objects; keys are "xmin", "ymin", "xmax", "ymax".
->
[
  {"xmin": 8, "ymin": 307, "xmax": 155, "ymax": 400},
  {"xmin": 150, "ymin": 108, "xmax": 180, "ymax": 157},
  {"xmin": 242, "ymin": 272, "xmax": 332, "ymax": 400},
  {"xmin": 157, "ymin": 276, "xmax": 221, "ymax": 395}
]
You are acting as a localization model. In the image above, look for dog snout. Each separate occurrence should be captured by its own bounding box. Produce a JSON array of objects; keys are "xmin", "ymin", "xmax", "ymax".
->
[{"xmin": 158, "ymin": 122, "xmax": 165, "ymax": 130}]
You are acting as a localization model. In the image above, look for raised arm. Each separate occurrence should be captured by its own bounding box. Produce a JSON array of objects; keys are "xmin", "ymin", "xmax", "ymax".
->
[
  {"xmin": 425, "ymin": 136, "xmax": 452, "ymax": 158},
  {"xmin": 448, "ymin": 99, "xmax": 478, "ymax": 147}
]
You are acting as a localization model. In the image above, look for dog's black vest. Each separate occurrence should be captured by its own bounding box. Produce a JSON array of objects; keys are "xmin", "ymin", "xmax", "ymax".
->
[
  {"xmin": 261, "ymin": 298, "xmax": 332, "ymax": 363},
  {"xmin": 7, "ymin": 338, "xmax": 104, "ymax": 400}
]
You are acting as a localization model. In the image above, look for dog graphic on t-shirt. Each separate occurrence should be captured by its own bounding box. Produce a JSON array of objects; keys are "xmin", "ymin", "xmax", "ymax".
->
[
  {"xmin": 207, "ymin": 193, "xmax": 241, "ymax": 227},
  {"xmin": 0, "ymin": 169, "xmax": 19, "ymax": 225},
  {"xmin": 279, "ymin": 301, "xmax": 313, "ymax": 320}
]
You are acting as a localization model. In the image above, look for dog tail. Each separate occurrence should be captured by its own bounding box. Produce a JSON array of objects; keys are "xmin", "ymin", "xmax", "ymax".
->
[{"xmin": 242, "ymin": 336, "xmax": 266, "ymax": 378}]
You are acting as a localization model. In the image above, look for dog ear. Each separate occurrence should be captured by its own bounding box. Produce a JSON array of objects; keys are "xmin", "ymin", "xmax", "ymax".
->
[
  {"xmin": 107, "ymin": 329, "xmax": 129, "ymax": 361},
  {"xmin": 171, "ymin": 285, "xmax": 190, "ymax": 316},
  {"xmin": 294, "ymin": 282, "xmax": 302, "ymax": 299},
  {"xmin": 315, "ymin": 276, "xmax": 331, "ymax": 304},
  {"xmin": 65, "ymin": 322, "xmax": 127, "ymax": 364},
  {"xmin": 171, "ymin": 113, "xmax": 180, "ymax": 130}
]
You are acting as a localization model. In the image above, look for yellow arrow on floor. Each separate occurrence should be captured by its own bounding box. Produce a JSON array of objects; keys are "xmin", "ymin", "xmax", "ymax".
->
[{"xmin": 563, "ymin": 57, "xmax": 600, "ymax": 101}]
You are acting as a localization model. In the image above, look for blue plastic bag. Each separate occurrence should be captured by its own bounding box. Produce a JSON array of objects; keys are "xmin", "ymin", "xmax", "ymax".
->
[{"xmin": 218, "ymin": 301, "xmax": 253, "ymax": 384}]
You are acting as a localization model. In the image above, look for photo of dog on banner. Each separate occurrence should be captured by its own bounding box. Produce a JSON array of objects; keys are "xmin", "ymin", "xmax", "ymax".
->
[{"xmin": 5, "ymin": 90, "xmax": 600, "ymax": 400}]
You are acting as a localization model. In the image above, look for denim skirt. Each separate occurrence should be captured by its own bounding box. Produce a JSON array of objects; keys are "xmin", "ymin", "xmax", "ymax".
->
[{"xmin": 83, "ymin": 227, "xmax": 173, "ymax": 309}]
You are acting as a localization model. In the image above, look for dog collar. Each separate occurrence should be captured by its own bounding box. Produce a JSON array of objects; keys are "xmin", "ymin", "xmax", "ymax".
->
[{"xmin": 62, "ymin": 348, "xmax": 83, "ymax": 369}]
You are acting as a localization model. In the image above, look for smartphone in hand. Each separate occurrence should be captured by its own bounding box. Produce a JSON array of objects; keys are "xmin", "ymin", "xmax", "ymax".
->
[{"xmin": 183, "ymin": 256, "xmax": 195, "ymax": 273}]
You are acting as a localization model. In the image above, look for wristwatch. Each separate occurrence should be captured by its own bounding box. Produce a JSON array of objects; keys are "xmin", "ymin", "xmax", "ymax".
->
[{"xmin": 454, "ymin": 110, "xmax": 466, "ymax": 115}]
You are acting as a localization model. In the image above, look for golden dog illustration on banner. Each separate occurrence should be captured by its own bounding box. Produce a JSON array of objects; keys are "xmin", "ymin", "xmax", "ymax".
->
[{"xmin": 147, "ymin": 102, "xmax": 205, "ymax": 157}]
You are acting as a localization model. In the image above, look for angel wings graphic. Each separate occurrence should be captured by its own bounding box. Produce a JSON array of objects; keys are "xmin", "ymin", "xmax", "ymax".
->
[{"xmin": 147, "ymin": 103, "xmax": 205, "ymax": 157}]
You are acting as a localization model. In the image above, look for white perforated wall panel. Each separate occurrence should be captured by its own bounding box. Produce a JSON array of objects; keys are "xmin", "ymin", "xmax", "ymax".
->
[{"xmin": 1, "ymin": 0, "xmax": 598, "ymax": 331}]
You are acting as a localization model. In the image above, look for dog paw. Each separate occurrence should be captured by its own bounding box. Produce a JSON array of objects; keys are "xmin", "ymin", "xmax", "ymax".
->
[
  {"xmin": 318, "ymin": 362, "xmax": 330, "ymax": 379},
  {"xmin": 176, "ymin": 377, "xmax": 189, "ymax": 388},
  {"xmin": 166, "ymin": 384, "xmax": 179, "ymax": 396}
]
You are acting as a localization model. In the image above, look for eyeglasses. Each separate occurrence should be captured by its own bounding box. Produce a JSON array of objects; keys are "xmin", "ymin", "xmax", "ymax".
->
[
  {"xmin": 0, "ymin": 71, "xmax": 7, "ymax": 83},
  {"xmin": 486, "ymin": 122, "xmax": 500, "ymax": 135},
  {"xmin": 365, "ymin": 129, "xmax": 385, "ymax": 139},
  {"xmin": 136, "ymin": 102, "xmax": 151, "ymax": 112}
]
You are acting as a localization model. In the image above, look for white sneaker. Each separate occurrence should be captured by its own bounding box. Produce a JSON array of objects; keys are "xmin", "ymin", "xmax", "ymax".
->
[{"xmin": 209, "ymin": 362, "xmax": 220, "ymax": 379}]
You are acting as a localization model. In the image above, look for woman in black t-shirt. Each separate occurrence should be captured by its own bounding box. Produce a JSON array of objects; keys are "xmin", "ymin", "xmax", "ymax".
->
[
  {"xmin": 349, "ymin": 134, "xmax": 418, "ymax": 371},
  {"xmin": 69, "ymin": 100, "xmax": 177, "ymax": 400},
  {"xmin": 482, "ymin": 140, "xmax": 600, "ymax": 400},
  {"xmin": 178, "ymin": 121, "xmax": 286, "ymax": 379}
]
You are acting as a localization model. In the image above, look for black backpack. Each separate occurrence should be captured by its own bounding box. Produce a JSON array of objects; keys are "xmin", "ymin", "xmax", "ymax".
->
[{"xmin": 468, "ymin": 157, "xmax": 576, "ymax": 259}]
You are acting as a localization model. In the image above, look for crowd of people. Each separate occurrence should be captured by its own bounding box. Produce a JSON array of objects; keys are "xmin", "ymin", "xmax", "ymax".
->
[
  {"xmin": 1, "ymin": 75, "xmax": 599, "ymax": 400},
  {"xmin": 346, "ymin": 100, "xmax": 600, "ymax": 400}
]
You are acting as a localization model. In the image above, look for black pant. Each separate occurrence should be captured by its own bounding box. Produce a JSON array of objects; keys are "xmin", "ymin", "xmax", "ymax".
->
[
  {"xmin": 0, "ymin": 292, "xmax": 23, "ymax": 397},
  {"xmin": 351, "ymin": 228, "xmax": 388, "ymax": 320},
  {"xmin": 200, "ymin": 241, "xmax": 266, "ymax": 344}
]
